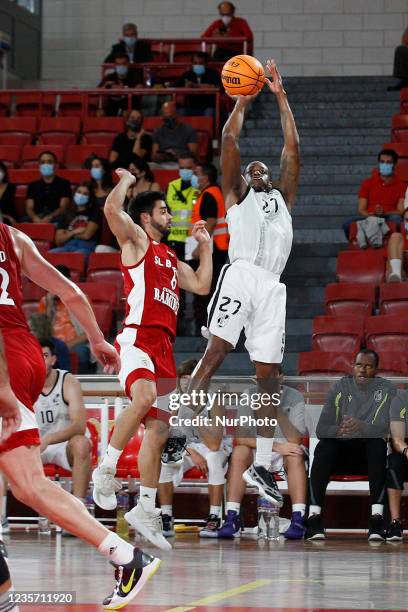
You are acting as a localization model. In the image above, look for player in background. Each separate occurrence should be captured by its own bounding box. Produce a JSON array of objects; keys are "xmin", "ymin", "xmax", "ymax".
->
[{"xmin": 0, "ymin": 223, "xmax": 159, "ymax": 610}]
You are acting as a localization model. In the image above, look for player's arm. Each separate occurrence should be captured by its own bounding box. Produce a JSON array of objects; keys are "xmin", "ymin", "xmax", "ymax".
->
[
  {"xmin": 41, "ymin": 374, "xmax": 87, "ymax": 448},
  {"xmin": 0, "ymin": 331, "xmax": 21, "ymax": 442},
  {"xmin": 177, "ymin": 221, "xmax": 212, "ymax": 295},
  {"xmin": 104, "ymin": 168, "xmax": 149, "ymax": 250},
  {"xmin": 265, "ymin": 60, "xmax": 300, "ymax": 210},
  {"xmin": 11, "ymin": 228, "xmax": 119, "ymax": 373}
]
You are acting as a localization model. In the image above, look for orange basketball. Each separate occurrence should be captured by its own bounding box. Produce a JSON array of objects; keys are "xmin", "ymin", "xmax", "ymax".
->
[{"xmin": 221, "ymin": 55, "xmax": 265, "ymax": 96}]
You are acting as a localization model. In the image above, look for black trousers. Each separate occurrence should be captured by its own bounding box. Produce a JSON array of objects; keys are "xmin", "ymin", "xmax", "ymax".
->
[
  {"xmin": 309, "ymin": 438, "xmax": 387, "ymax": 508},
  {"xmin": 386, "ymin": 451, "xmax": 408, "ymax": 490},
  {"xmin": 393, "ymin": 45, "xmax": 408, "ymax": 80}
]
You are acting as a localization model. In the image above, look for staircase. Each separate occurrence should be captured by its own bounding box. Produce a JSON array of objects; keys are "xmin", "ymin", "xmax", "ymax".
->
[{"xmin": 175, "ymin": 76, "xmax": 401, "ymax": 375}]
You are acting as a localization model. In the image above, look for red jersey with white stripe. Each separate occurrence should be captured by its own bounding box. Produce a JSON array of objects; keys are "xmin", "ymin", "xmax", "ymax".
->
[
  {"xmin": 121, "ymin": 238, "xmax": 179, "ymax": 339},
  {"xmin": 0, "ymin": 223, "xmax": 29, "ymax": 332}
]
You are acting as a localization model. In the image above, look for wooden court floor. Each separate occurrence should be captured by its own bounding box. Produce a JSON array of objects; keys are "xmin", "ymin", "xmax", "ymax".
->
[{"xmin": 5, "ymin": 530, "xmax": 408, "ymax": 611}]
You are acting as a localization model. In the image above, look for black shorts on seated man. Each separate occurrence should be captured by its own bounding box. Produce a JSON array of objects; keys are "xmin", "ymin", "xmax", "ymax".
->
[{"xmin": 306, "ymin": 349, "xmax": 396, "ymax": 542}]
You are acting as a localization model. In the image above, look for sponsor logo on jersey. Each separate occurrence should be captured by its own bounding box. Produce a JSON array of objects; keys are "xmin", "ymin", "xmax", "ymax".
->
[
  {"xmin": 154, "ymin": 287, "xmax": 179, "ymax": 314},
  {"xmin": 217, "ymin": 313, "xmax": 230, "ymax": 327},
  {"xmin": 374, "ymin": 390, "xmax": 383, "ymax": 402}
]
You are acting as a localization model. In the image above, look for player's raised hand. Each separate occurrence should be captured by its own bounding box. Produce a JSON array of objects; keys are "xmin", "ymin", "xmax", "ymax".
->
[
  {"xmin": 226, "ymin": 91, "xmax": 260, "ymax": 106},
  {"xmin": 192, "ymin": 220, "xmax": 211, "ymax": 245},
  {"xmin": 0, "ymin": 387, "xmax": 22, "ymax": 444},
  {"xmin": 90, "ymin": 339, "xmax": 121, "ymax": 374},
  {"xmin": 115, "ymin": 167, "xmax": 136, "ymax": 186},
  {"xmin": 265, "ymin": 59, "xmax": 286, "ymax": 96}
]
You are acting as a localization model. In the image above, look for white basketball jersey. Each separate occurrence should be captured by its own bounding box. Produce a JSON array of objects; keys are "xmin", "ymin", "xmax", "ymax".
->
[
  {"xmin": 226, "ymin": 187, "xmax": 293, "ymax": 275},
  {"xmin": 34, "ymin": 369, "xmax": 70, "ymax": 437}
]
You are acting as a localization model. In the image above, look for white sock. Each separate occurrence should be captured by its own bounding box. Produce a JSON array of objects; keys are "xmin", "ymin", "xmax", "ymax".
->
[
  {"xmin": 255, "ymin": 437, "xmax": 273, "ymax": 468},
  {"xmin": 226, "ymin": 501, "xmax": 240, "ymax": 514},
  {"xmin": 98, "ymin": 531, "xmax": 134, "ymax": 566},
  {"xmin": 100, "ymin": 444, "xmax": 122, "ymax": 471},
  {"xmin": 371, "ymin": 504, "xmax": 384, "ymax": 516},
  {"xmin": 308, "ymin": 505, "xmax": 321, "ymax": 517},
  {"xmin": 293, "ymin": 503, "xmax": 306, "ymax": 517},
  {"xmin": 390, "ymin": 259, "xmax": 402, "ymax": 277},
  {"xmin": 161, "ymin": 504, "xmax": 172, "ymax": 516},
  {"xmin": 210, "ymin": 505, "xmax": 222, "ymax": 518},
  {"xmin": 139, "ymin": 486, "xmax": 157, "ymax": 512}
]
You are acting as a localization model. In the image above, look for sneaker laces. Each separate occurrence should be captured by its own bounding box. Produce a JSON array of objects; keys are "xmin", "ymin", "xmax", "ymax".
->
[
  {"xmin": 140, "ymin": 509, "xmax": 163, "ymax": 533},
  {"xmin": 96, "ymin": 469, "xmax": 121, "ymax": 495}
]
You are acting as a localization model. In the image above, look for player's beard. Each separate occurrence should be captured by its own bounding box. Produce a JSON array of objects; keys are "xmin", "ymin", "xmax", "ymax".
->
[{"xmin": 151, "ymin": 219, "xmax": 171, "ymax": 238}]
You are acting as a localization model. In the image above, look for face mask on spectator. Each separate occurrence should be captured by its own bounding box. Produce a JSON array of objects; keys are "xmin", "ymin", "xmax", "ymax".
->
[
  {"xmin": 379, "ymin": 162, "xmax": 393, "ymax": 177},
  {"xmin": 91, "ymin": 167, "xmax": 104, "ymax": 181},
  {"xmin": 164, "ymin": 117, "xmax": 176, "ymax": 128},
  {"xmin": 0, "ymin": 170, "xmax": 4, "ymax": 183},
  {"xmin": 221, "ymin": 15, "xmax": 232, "ymax": 26},
  {"xmin": 127, "ymin": 120, "xmax": 141, "ymax": 132},
  {"xmin": 116, "ymin": 65, "xmax": 128, "ymax": 78},
  {"xmin": 179, "ymin": 168, "xmax": 193, "ymax": 182},
  {"xmin": 123, "ymin": 36, "xmax": 136, "ymax": 47},
  {"xmin": 193, "ymin": 64, "xmax": 206, "ymax": 76},
  {"xmin": 74, "ymin": 192, "xmax": 89, "ymax": 206},
  {"xmin": 40, "ymin": 163, "xmax": 54, "ymax": 178},
  {"xmin": 191, "ymin": 174, "xmax": 200, "ymax": 189}
]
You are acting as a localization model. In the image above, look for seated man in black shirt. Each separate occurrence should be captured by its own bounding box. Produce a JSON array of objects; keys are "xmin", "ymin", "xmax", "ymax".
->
[
  {"xmin": 98, "ymin": 53, "xmax": 142, "ymax": 117},
  {"xmin": 104, "ymin": 22, "xmax": 153, "ymax": 64},
  {"xmin": 306, "ymin": 349, "xmax": 396, "ymax": 542},
  {"xmin": 109, "ymin": 109, "xmax": 152, "ymax": 168},
  {"xmin": 176, "ymin": 52, "xmax": 220, "ymax": 117},
  {"xmin": 152, "ymin": 101, "xmax": 198, "ymax": 165},
  {"xmin": 26, "ymin": 151, "xmax": 71, "ymax": 224}
]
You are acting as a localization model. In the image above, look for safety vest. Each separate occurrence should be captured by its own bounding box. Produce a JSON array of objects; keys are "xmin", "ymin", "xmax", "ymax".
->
[
  {"xmin": 190, "ymin": 185, "xmax": 229, "ymax": 251},
  {"xmin": 166, "ymin": 178, "xmax": 199, "ymax": 243}
]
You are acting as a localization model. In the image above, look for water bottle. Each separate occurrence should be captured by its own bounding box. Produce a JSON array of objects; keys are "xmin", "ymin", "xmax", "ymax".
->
[
  {"xmin": 257, "ymin": 496, "xmax": 280, "ymax": 541},
  {"xmin": 116, "ymin": 491, "xmax": 129, "ymax": 539},
  {"xmin": 38, "ymin": 517, "xmax": 51, "ymax": 535}
]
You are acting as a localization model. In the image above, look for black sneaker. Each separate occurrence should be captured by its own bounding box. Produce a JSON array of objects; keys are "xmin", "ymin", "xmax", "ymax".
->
[
  {"xmin": 305, "ymin": 514, "xmax": 325, "ymax": 540},
  {"xmin": 102, "ymin": 548, "xmax": 161, "ymax": 609},
  {"xmin": 243, "ymin": 464, "xmax": 283, "ymax": 507},
  {"xmin": 368, "ymin": 514, "xmax": 385, "ymax": 541},
  {"xmin": 386, "ymin": 519, "xmax": 403, "ymax": 542},
  {"xmin": 199, "ymin": 514, "xmax": 221, "ymax": 538},
  {"xmin": 162, "ymin": 514, "xmax": 175, "ymax": 537},
  {"xmin": 161, "ymin": 436, "xmax": 187, "ymax": 465}
]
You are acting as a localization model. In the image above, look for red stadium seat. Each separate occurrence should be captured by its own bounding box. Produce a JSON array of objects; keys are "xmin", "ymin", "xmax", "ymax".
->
[
  {"xmin": 154, "ymin": 169, "xmax": 179, "ymax": 191},
  {"xmin": 298, "ymin": 352, "xmax": 354, "ymax": 375},
  {"xmin": 400, "ymin": 88, "xmax": 408, "ymax": 114},
  {"xmin": 391, "ymin": 114, "xmax": 408, "ymax": 143},
  {"xmin": 0, "ymin": 145, "xmax": 21, "ymax": 168},
  {"xmin": 376, "ymin": 352, "xmax": 408, "ymax": 376},
  {"xmin": 0, "ymin": 117, "xmax": 37, "ymax": 146},
  {"xmin": 396, "ymin": 158, "xmax": 408, "ymax": 182},
  {"xmin": 86, "ymin": 252, "xmax": 123, "ymax": 309},
  {"xmin": 58, "ymin": 94, "xmax": 99, "ymax": 117},
  {"xmin": 196, "ymin": 129, "xmax": 212, "ymax": 162},
  {"xmin": 337, "ymin": 250, "xmax": 385, "ymax": 285},
  {"xmin": 58, "ymin": 169, "xmax": 90, "ymax": 185},
  {"xmin": 312, "ymin": 316, "xmax": 364, "ymax": 353},
  {"xmin": 64, "ymin": 144, "xmax": 109, "ymax": 168},
  {"xmin": 379, "ymin": 283, "xmax": 408, "ymax": 315},
  {"xmin": 150, "ymin": 42, "xmax": 171, "ymax": 62},
  {"xmin": 0, "ymin": 93, "xmax": 11, "ymax": 116},
  {"xmin": 38, "ymin": 117, "xmax": 81, "ymax": 146},
  {"xmin": 91, "ymin": 302, "xmax": 113, "ymax": 336},
  {"xmin": 145, "ymin": 64, "xmax": 188, "ymax": 87},
  {"xmin": 183, "ymin": 467, "xmax": 207, "ymax": 480},
  {"xmin": 22, "ymin": 277, "xmax": 46, "ymax": 302},
  {"xmin": 7, "ymin": 169, "xmax": 39, "ymax": 187},
  {"xmin": 183, "ymin": 116, "xmax": 213, "ymax": 136},
  {"xmin": 21, "ymin": 145, "xmax": 65, "ymax": 168},
  {"xmin": 45, "ymin": 252, "xmax": 85, "ymax": 282},
  {"xmin": 77, "ymin": 281, "xmax": 117, "ymax": 336},
  {"xmin": 325, "ymin": 283, "xmax": 376, "ymax": 318},
  {"xmin": 82, "ymin": 117, "xmax": 124, "ymax": 147},
  {"xmin": 381, "ymin": 142, "xmax": 408, "ymax": 158},
  {"xmin": 14, "ymin": 223, "xmax": 56, "ymax": 254},
  {"xmin": 115, "ymin": 426, "xmax": 145, "ymax": 478},
  {"xmin": 173, "ymin": 41, "xmax": 205, "ymax": 62},
  {"xmin": 15, "ymin": 93, "xmax": 55, "ymax": 117},
  {"xmin": 365, "ymin": 315, "xmax": 408, "ymax": 353}
]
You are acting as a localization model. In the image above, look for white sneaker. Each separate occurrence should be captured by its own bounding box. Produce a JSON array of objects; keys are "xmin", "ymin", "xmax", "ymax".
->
[
  {"xmin": 125, "ymin": 504, "xmax": 172, "ymax": 551},
  {"xmin": 388, "ymin": 272, "xmax": 402, "ymax": 283},
  {"xmin": 92, "ymin": 465, "xmax": 121, "ymax": 510}
]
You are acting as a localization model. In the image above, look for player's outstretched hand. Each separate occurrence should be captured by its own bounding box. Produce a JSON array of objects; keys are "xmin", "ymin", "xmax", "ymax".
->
[
  {"xmin": 115, "ymin": 168, "xmax": 136, "ymax": 186},
  {"xmin": 90, "ymin": 339, "xmax": 121, "ymax": 374},
  {"xmin": 191, "ymin": 220, "xmax": 211, "ymax": 245},
  {"xmin": 265, "ymin": 59, "xmax": 286, "ymax": 96},
  {"xmin": 0, "ymin": 387, "xmax": 22, "ymax": 444},
  {"xmin": 226, "ymin": 91, "xmax": 260, "ymax": 106}
]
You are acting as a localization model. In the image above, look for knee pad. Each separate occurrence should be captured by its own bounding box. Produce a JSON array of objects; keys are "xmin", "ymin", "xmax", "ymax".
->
[
  {"xmin": 159, "ymin": 463, "xmax": 180, "ymax": 484},
  {"xmin": 207, "ymin": 450, "xmax": 228, "ymax": 486}
]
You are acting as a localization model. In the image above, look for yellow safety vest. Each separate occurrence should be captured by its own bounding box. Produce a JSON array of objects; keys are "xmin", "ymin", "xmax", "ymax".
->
[{"xmin": 166, "ymin": 178, "xmax": 199, "ymax": 243}]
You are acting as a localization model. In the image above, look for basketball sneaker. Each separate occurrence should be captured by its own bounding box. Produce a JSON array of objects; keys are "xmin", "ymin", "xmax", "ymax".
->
[
  {"xmin": 161, "ymin": 436, "xmax": 187, "ymax": 465},
  {"xmin": 305, "ymin": 514, "xmax": 325, "ymax": 540},
  {"xmin": 386, "ymin": 519, "xmax": 403, "ymax": 542},
  {"xmin": 217, "ymin": 510, "xmax": 241, "ymax": 539},
  {"xmin": 102, "ymin": 548, "xmax": 161, "ymax": 610},
  {"xmin": 92, "ymin": 465, "xmax": 122, "ymax": 511},
  {"xmin": 243, "ymin": 464, "xmax": 283, "ymax": 507},
  {"xmin": 125, "ymin": 504, "xmax": 172, "ymax": 551},
  {"xmin": 368, "ymin": 514, "xmax": 385, "ymax": 541},
  {"xmin": 162, "ymin": 514, "xmax": 175, "ymax": 538},
  {"xmin": 283, "ymin": 512, "xmax": 306, "ymax": 540},
  {"xmin": 199, "ymin": 514, "xmax": 220, "ymax": 538}
]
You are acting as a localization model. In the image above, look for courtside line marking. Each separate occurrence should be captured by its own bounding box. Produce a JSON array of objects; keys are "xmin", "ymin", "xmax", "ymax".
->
[{"xmin": 165, "ymin": 578, "xmax": 272, "ymax": 612}]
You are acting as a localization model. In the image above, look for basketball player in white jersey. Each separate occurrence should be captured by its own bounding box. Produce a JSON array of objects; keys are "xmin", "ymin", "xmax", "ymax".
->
[
  {"xmin": 173, "ymin": 59, "xmax": 300, "ymax": 506},
  {"xmin": 34, "ymin": 340, "xmax": 92, "ymax": 505}
]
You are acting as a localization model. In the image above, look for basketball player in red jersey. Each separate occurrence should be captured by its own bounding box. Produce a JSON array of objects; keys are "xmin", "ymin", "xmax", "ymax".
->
[
  {"xmin": 0, "ymin": 223, "xmax": 161, "ymax": 610},
  {"xmin": 92, "ymin": 168, "xmax": 212, "ymax": 550}
]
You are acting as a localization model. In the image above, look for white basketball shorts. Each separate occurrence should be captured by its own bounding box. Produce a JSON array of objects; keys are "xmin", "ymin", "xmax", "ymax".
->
[{"xmin": 41, "ymin": 441, "xmax": 71, "ymax": 471}]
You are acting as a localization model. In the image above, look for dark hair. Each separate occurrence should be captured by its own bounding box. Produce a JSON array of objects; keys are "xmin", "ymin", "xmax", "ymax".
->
[
  {"xmin": 128, "ymin": 190, "xmax": 166, "ymax": 227},
  {"xmin": 73, "ymin": 180, "xmax": 97, "ymax": 209},
  {"xmin": 0, "ymin": 161, "xmax": 9, "ymax": 183},
  {"xmin": 197, "ymin": 162, "xmax": 218, "ymax": 185},
  {"xmin": 40, "ymin": 339, "xmax": 56, "ymax": 355},
  {"xmin": 193, "ymin": 51, "xmax": 208, "ymax": 62},
  {"xmin": 378, "ymin": 148, "xmax": 398, "ymax": 165},
  {"xmin": 356, "ymin": 348, "xmax": 379, "ymax": 368},
  {"xmin": 218, "ymin": 1, "xmax": 235, "ymax": 11},
  {"xmin": 114, "ymin": 52, "xmax": 129, "ymax": 62},
  {"xmin": 56, "ymin": 264, "xmax": 71, "ymax": 279},
  {"xmin": 39, "ymin": 150, "xmax": 58, "ymax": 164},
  {"xmin": 177, "ymin": 358, "xmax": 198, "ymax": 377},
  {"xmin": 178, "ymin": 153, "xmax": 196, "ymax": 163},
  {"xmin": 128, "ymin": 156, "xmax": 155, "ymax": 183},
  {"xmin": 84, "ymin": 155, "xmax": 114, "ymax": 190}
]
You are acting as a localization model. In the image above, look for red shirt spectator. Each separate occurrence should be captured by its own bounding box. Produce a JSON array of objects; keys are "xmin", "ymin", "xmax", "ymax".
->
[
  {"xmin": 358, "ymin": 172, "xmax": 406, "ymax": 215},
  {"xmin": 201, "ymin": 2, "xmax": 253, "ymax": 60}
]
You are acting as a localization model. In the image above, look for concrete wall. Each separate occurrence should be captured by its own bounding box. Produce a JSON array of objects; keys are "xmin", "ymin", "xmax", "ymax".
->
[{"xmin": 41, "ymin": 0, "xmax": 408, "ymax": 86}]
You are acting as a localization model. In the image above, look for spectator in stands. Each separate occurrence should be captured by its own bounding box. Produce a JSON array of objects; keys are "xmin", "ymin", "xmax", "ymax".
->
[
  {"xmin": 343, "ymin": 149, "xmax": 406, "ymax": 240},
  {"xmin": 84, "ymin": 156, "xmax": 114, "ymax": 208},
  {"xmin": 305, "ymin": 349, "xmax": 396, "ymax": 542},
  {"xmin": 104, "ymin": 22, "xmax": 153, "ymax": 64},
  {"xmin": 186, "ymin": 163, "xmax": 228, "ymax": 334},
  {"xmin": 386, "ymin": 207, "xmax": 408, "ymax": 282},
  {"xmin": 152, "ymin": 101, "xmax": 198, "ymax": 166},
  {"xmin": 385, "ymin": 388, "xmax": 408, "ymax": 541},
  {"xmin": 34, "ymin": 340, "xmax": 92, "ymax": 515},
  {"xmin": 26, "ymin": 151, "xmax": 71, "ymax": 224},
  {"xmin": 127, "ymin": 157, "xmax": 160, "ymax": 199},
  {"xmin": 175, "ymin": 52, "xmax": 220, "ymax": 117},
  {"xmin": 388, "ymin": 27, "xmax": 408, "ymax": 91},
  {"xmin": 0, "ymin": 161, "xmax": 17, "ymax": 225},
  {"xmin": 201, "ymin": 2, "xmax": 253, "ymax": 61},
  {"xmin": 28, "ymin": 312, "xmax": 71, "ymax": 372},
  {"xmin": 109, "ymin": 109, "xmax": 152, "ymax": 168},
  {"xmin": 38, "ymin": 265, "xmax": 92, "ymax": 375},
  {"xmin": 51, "ymin": 182, "xmax": 101, "ymax": 259},
  {"xmin": 98, "ymin": 53, "xmax": 141, "ymax": 117}
]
